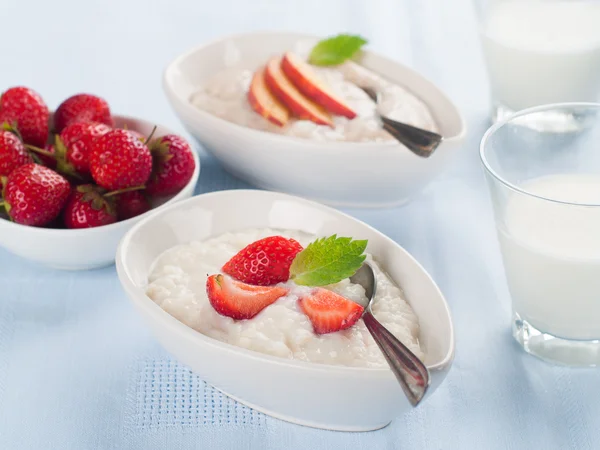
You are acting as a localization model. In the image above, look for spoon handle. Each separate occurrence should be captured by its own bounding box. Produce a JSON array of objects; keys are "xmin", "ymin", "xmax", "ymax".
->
[{"xmin": 363, "ymin": 311, "xmax": 430, "ymax": 407}]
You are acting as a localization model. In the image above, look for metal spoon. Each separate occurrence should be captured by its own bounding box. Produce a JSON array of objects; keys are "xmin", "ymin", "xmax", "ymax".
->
[
  {"xmin": 360, "ymin": 86, "xmax": 443, "ymax": 158},
  {"xmin": 350, "ymin": 262, "xmax": 430, "ymax": 406}
]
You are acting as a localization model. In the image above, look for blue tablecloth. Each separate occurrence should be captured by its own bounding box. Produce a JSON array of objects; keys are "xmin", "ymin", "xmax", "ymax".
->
[{"xmin": 1, "ymin": 0, "xmax": 599, "ymax": 448}]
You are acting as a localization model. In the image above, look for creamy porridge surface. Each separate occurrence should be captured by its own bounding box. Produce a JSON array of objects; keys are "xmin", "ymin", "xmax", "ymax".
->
[
  {"xmin": 146, "ymin": 228, "xmax": 423, "ymax": 368},
  {"xmin": 190, "ymin": 61, "xmax": 438, "ymax": 142}
]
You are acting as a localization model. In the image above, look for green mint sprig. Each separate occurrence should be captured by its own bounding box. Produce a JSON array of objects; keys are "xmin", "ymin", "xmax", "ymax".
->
[
  {"xmin": 289, "ymin": 235, "xmax": 368, "ymax": 287},
  {"xmin": 308, "ymin": 34, "xmax": 368, "ymax": 66}
]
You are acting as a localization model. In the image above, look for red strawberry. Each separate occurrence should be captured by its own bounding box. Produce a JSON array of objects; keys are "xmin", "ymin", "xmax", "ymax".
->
[
  {"xmin": 0, "ymin": 87, "xmax": 49, "ymax": 147},
  {"xmin": 222, "ymin": 236, "xmax": 303, "ymax": 286},
  {"xmin": 298, "ymin": 288, "xmax": 364, "ymax": 334},
  {"xmin": 1, "ymin": 163, "xmax": 70, "ymax": 226},
  {"xmin": 89, "ymin": 129, "xmax": 153, "ymax": 190},
  {"xmin": 63, "ymin": 184, "xmax": 117, "ymax": 229},
  {"xmin": 116, "ymin": 190, "xmax": 151, "ymax": 220},
  {"xmin": 55, "ymin": 121, "xmax": 111, "ymax": 176},
  {"xmin": 206, "ymin": 274, "xmax": 288, "ymax": 320},
  {"xmin": 0, "ymin": 129, "xmax": 33, "ymax": 176},
  {"xmin": 146, "ymin": 135, "xmax": 195, "ymax": 196},
  {"xmin": 123, "ymin": 129, "xmax": 146, "ymax": 141},
  {"xmin": 54, "ymin": 94, "xmax": 112, "ymax": 133}
]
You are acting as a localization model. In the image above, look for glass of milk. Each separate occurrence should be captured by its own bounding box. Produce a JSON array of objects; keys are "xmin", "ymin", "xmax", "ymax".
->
[
  {"xmin": 476, "ymin": 0, "xmax": 600, "ymax": 124},
  {"xmin": 481, "ymin": 103, "xmax": 600, "ymax": 366}
]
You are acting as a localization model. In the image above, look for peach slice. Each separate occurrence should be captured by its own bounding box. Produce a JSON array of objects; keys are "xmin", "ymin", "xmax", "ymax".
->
[
  {"xmin": 281, "ymin": 52, "xmax": 357, "ymax": 119},
  {"xmin": 247, "ymin": 67, "xmax": 290, "ymax": 127},
  {"xmin": 264, "ymin": 57, "xmax": 333, "ymax": 127}
]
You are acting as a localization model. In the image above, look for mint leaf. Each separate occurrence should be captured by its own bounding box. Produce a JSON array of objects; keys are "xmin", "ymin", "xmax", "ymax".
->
[
  {"xmin": 289, "ymin": 235, "xmax": 368, "ymax": 287},
  {"xmin": 309, "ymin": 34, "xmax": 368, "ymax": 66}
]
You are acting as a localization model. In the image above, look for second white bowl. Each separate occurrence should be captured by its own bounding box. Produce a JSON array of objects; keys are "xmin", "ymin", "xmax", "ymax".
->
[
  {"xmin": 116, "ymin": 189, "xmax": 455, "ymax": 431},
  {"xmin": 163, "ymin": 31, "xmax": 466, "ymax": 207}
]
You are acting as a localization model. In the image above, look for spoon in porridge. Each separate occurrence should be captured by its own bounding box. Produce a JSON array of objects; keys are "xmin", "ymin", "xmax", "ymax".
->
[
  {"xmin": 350, "ymin": 262, "xmax": 430, "ymax": 406},
  {"xmin": 360, "ymin": 86, "xmax": 443, "ymax": 158}
]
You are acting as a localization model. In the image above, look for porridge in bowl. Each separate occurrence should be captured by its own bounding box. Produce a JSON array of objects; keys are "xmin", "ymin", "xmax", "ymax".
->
[
  {"xmin": 146, "ymin": 228, "xmax": 424, "ymax": 368},
  {"xmin": 189, "ymin": 34, "xmax": 438, "ymax": 143}
]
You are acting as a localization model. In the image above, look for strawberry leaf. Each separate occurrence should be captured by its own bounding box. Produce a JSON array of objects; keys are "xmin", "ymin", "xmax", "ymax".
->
[
  {"xmin": 289, "ymin": 235, "xmax": 367, "ymax": 287},
  {"xmin": 309, "ymin": 34, "xmax": 368, "ymax": 66},
  {"xmin": 149, "ymin": 138, "xmax": 173, "ymax": 167},
  {"xmin": 1, "ymin": 121, "xmax": 22, "ymax": 140}
]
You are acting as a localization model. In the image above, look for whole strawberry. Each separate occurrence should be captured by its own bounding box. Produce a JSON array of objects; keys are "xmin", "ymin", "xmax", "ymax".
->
[
  {"xmin": 89, "ymin": 129, "xmax": 153, "ymax": 190},
  {"xmin": 1, "ymin": 164, "xmax": 70, "ymax": 226},
  {"xmin": 63, "ymin": 184, "xmax": 117, "ymax": 229},
  {"xmin": 56, "ymin": 121, "xmax": 111, "ymax": 177},
  {"xmin": 222, "ymin": 236, "xmax": 304, "ymax": 286},
  {"xmin": 146, "ymin": 135, "xmax": 195, "ymax": 196},
  {"xmin": 116, "ymin": 190, "xmax": 151, "ymax": 220},
  {"xmin": 0, "ymin": 87, "xmax": 49, "ymax": 147},
  {"xmin": 123, "ymin": 129, "xmax": 146, "ymax": 141},
  {"xmin": 0, "ymin": 129, "xmax": 33, "ymax": 176},
  {"xmin": 54, "ymin": 94, "xmax": 112, "ymax": 133}
]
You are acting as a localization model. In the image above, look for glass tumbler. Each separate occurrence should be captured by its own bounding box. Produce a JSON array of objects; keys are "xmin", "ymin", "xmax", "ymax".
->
[
  {"xmin": 475, "ymin": 0, "xmax": 600, "ymax": 124},
  {"xmin": 481, "ymin": 103, "xmax": 600, "ymax": 366}
]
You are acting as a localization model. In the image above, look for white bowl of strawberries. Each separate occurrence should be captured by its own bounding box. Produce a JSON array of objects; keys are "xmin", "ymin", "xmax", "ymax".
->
[{"xmin": 0, "ymin": 87, "xmax": 200, "ymax": 270}]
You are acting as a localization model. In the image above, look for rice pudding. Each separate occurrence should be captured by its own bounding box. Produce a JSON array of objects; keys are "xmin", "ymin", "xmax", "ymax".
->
[
  {"xmin": 190, "ymin": 61, "xmax": 438, "ymax": 143},
  {"xmin": 146, "ymin": 228, "xmax": 423, "ymax": 368}
]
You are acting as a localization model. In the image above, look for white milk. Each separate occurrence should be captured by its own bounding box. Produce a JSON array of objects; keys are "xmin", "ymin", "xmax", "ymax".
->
[
  {"xmin": 498, "ymin": 174, "xmax": 600, "ymax": 340},
  {"xmin": 481, "ymin": 0, "xmax": 600, "ymax": 111}
]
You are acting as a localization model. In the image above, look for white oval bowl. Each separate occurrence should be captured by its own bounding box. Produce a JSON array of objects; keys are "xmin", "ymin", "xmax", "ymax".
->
[
  {"xmin": 163, "ymin": 31, "xmax": 466, "ymax": 208},
  {"xmin": 0, "ymin": 115, "xmax": 200, "ymax": 270},
  {"xmin": 116, "ymin": 189, "xmax": 455, "ymax": 431}
]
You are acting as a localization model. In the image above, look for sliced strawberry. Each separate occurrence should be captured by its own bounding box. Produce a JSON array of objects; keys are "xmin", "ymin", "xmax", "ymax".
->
[
  {"xmin": 222, "ymin": 236, "xmax": 303, "ymax": 286},
  {"xmin": 206, "ymin": 274, "xmax": 288, "ymax": 320},
  {"xmin": 298, "ymin": 288, "xmax": 364, "ymax": 334}
]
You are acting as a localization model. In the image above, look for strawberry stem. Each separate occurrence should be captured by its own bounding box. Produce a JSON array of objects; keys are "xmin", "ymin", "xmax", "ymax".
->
[
  {"xmin": 1, "ymin": 121, "xmax": 23, "ymax": 141},
  {"xmin": 104, "ymin": 185, "xmax": 146, "ymax": 198},
  {"xmin": 144, "ymin": 126, "xmax": 157, "ymax": 144},
  {"xmin": 30, "ymin": 153, "xmax": 42, "ymax": 165},
  {"xmin": 66, "ymin": 170, "xmax": 85, "ymax": 181},
  {"xmin": 0, "ymin": 200, "xmax": 10, "ymax": 216},
  {"xmin": 25, "ymin": 144, "xmax": 55, "ymax": 159}
]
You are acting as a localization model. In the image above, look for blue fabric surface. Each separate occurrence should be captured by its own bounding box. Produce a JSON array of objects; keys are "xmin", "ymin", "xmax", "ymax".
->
[{"xmin": 1, "ymin": 0, "xmax": 599, "ymax": 448}]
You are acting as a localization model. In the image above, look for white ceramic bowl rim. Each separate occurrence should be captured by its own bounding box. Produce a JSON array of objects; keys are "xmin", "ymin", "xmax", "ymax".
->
[
  {"xmin": 163, "ymin": 30, "xmax": 467, "ymax": 150},
  {"xmin": 117, "ymin": 189, "xmax": 455, "ymax": 375},
  {"xmin": 0, "ymin": 114, "xmax": 200, "ymax": 237}
]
